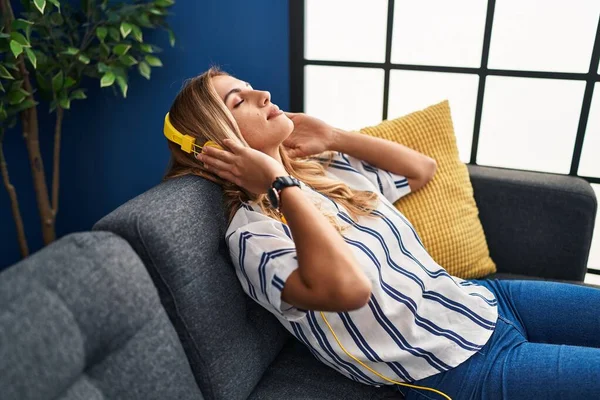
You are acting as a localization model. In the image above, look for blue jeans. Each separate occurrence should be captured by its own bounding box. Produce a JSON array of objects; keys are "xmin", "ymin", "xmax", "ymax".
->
[{"xmin": 395, "ymin": 279, "xmax": 600, "ymax": 400}]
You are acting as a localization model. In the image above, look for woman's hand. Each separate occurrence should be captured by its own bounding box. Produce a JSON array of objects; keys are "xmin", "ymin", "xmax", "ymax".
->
[
  {"xmin": 196, "ymin": 139, "xmax": 288, "ymax": 196},
  {"xmin": 283, "ymin": 112, "xmax": 338, "ymax": 158}
]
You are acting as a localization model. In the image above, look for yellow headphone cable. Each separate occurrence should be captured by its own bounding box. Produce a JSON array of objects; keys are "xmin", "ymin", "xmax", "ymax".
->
[{"xmin": 319, "ymin": 311, "xmax": 452, "ymax": 400}]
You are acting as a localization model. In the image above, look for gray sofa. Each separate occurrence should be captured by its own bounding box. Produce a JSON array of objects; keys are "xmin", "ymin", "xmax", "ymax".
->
[{"xmin": 1, "ymin": 165, "xmax": 597, "ymax": 400}]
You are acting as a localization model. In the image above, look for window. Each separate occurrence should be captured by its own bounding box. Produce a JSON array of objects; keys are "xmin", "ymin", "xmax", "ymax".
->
[{"xmin": 290, "ymin": 0, "xmax": 600, "ymax": 275}]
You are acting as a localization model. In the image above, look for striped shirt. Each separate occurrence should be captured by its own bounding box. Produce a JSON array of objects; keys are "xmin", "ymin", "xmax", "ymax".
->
[{"xmin": 225, "ymin": 151, "xmax": 498, "ymax": 386}]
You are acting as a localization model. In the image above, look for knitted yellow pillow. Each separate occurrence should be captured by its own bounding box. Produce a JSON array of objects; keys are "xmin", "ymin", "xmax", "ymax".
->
[{"xmin": 359, "ymin": 100, "xmax": 496, "ymax": 279}]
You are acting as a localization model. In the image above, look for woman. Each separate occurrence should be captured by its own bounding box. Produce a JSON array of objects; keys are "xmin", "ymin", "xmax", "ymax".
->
[{"xmin": 164, "ymin": 67, "xmax": 600, "ymax": 400}]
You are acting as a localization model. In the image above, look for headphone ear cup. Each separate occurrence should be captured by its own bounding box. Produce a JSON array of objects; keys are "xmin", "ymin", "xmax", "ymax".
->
[{"xmin": 203, "ymin": 141, "xmax": 224, "ymax": 152}]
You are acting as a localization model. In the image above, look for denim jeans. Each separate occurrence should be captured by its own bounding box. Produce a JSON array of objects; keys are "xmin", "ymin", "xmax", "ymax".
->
[{"xmin": 395, "ymin": 279, "xmax": 600, "ymax": 400}]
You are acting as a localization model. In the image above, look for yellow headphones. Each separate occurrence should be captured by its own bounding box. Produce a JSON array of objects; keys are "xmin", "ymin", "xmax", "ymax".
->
[
  {"xmin": 163, "ymin": 112, "xmax": 223, "ymax": 155},
  {"xmin": 163, "ymin": 111, "xmax": 451, "ymax": 399}
]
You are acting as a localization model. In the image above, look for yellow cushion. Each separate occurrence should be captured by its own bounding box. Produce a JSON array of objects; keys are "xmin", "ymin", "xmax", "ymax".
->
[{"xmin": 359, "ymin": 100, "xmax": 496, "ymax": 279}]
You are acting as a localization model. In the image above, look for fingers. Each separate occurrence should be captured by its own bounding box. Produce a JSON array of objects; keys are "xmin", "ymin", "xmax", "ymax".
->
[
  {"xmin": 222, "ymin": 138, "xmax": 244, "ymax": 153},
  {"xmin": 198, "ymin": 154, "xmax": 231, "ymax": 172},
  {"xmin": 203, "ymin": 160, "xmax": 239, "ymax": 186},
  {"xmin": 201, "ymin": 143, "xmax": 235, "ymax": 163}
]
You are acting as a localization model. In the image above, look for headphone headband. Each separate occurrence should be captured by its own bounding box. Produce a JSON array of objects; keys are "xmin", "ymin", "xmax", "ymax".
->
[{"xmin": 163, "ymin": 112, "xmax": 199, "ymax": 154}]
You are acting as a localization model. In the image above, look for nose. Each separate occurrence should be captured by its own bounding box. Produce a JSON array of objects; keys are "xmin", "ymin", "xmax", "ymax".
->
[{"xmin": 259, "ymin": 90, "xmax": 271, "ymax": 106}]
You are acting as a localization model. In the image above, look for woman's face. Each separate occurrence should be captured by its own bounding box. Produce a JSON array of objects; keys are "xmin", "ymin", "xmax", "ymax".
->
[{"xmin": 212, "ymin": 75, "xmax": 293, "ymax": 153}]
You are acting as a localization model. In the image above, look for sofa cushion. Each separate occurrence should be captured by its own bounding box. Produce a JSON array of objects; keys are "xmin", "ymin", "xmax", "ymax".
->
[
  {"xmin": 0, "ymin": 232, "xmax": 202, "ymax": 400},
  {"xmin": 93, "ymin": 175, "xmax": 290, "ymax": 400},
  {"xmin": 250, "ymin": 338, "xmax": 403, "ymax": 400}
]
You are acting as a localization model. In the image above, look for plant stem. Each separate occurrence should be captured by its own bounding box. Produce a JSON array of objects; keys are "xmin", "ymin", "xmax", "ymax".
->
[
  {"xmin": 0, "ymin": 128, "xmax": 29, "ymax": 257},
  {"xmin": 51, "ymin": 107, "xmax": 63, "ymax": 216},
  {"xmin": 1, "ymin": 0, "xmax": 56, "ymax": 245}
]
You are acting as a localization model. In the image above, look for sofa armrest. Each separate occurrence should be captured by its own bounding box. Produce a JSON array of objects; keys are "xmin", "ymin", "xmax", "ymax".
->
[
  {"xmin": 467, "ymin": 165, "xmax": 597, "ymax": 281},
  {"xmin": 0, "ymin": 232, "xmax": 203, "ymax": 400}
]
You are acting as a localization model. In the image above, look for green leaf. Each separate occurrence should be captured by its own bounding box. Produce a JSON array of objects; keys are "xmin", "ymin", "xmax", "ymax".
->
[
  {"xmin": 120, "ymin": 22, "xmax": 133, "ymax": 39},
  {"xmin": 97, "ymin": 62, "xmax": 110, "ymax": 73},
  {"xmin": 48, "ymin": 0, "xmax": 60, "ymax": 11},
  {"xmin": 8, "ymin": 89, "xmax": 27, "ymax": 105},
  {"xmin": 33, "ymin": 0, "xmax": 46, "ymax": 14},
  {"xmin": 138, "ymin": 61, "xmax": 151, "ymax": 80},
  {"xmin": 36, "ymin": 71, "xmax": 49, "ymax": 90},
  {"xmin": 10, "ymin": 80, "xmax": 24, "ymax": 92},
  {"xmin": 0, "ymin": 32, "xmax": 10, "ymax": 39},
  {"xmin": 12, "ymin": 18, "xmax": 34, "ymax": 31},
  {"xmin": 116, "ymin": 75, "xmax": 127, "ymax": 98},
  {"xmin": 10, "ymin": 32, "xmax": 30, "ymax": 47},
  {"xmin": 100, "ymin": 43, "xmax": 110, "ymax": 58},
  {"xmin": 140, "ymin": 43, "xmax": 154, "ymax": 53},
  {"xmin": 24, "ymin": 47, "xmax": 37, "ymax": 68},
  {"xmin": 61, "ymin": 47, "xmax": 79, "ymax": 55},
  {"xmin": 59, "ymin": 96, "xmax": 70, "ymax": 109},
  {"xmin": 0, "ymin": 65, "xmax": 14, "ymax": 80},
  {"xmin": 135, "ymin": 13, "xmax": 152, "ymax": 28},
  {"xmin": 100, "ymin": 71, "xmax": 115, "ymax": 87},
  {"xmin": 78, "ymin": 54, "xmax": 90, "ymax": 64},
  {"xmin": 70, "ymin": 89, "xmax": 87, "ymax": 100},
  {"xmin": 0, "ymin": 107, "xmax": 7, "ymax": 121},
  {"xmin": 9, "ymin": 20, "xmax": 34, "ymax": 41},
  {"xmin": 0, "ymin": 81, "xmax": 4, "ymax": 93},
  {"xmin": 131, "ymin": 24, "xmax": 143, "ymax": 42},
  {"xmin": 149, "ymin": 8, "xmax": 165, "ymax": 15},
  {"xmin": 155, "ymin": 0, "xmax": 175, "ymax": 6},
  {"xmin": 96, "ymin": 26, "xmax": 107, "ymax": 41},
  {"xmin": 52, "ymin": 70, "xmax": 64, "ymax": 91},
  {"xmin": 64, "ymin": 76, "xmax": 76, "ymax": 88},
  {"xmin": 108, "ymin": 27, "xmax": 120, "ymax": 42},
  {"xmin": 144, "ymin": 55, "xmax": 162, "ymax": 67},
  {"xmin": 10, "ymin": 41, "xmax": 23, "ymax": 58},
  {"xmin": 49, "ymin": 99, "xmax": 57, "ymax": 113},
  {"xmin": 119, "ymin": 55, "xmax": 138, "ymax": 66},
  {"xmin": 167, "ymin": 29, "xmax": 175, "ymax": 47},
  {"xmin": 13, "ymin": 99, "xmax": 37, "ymax": 113},
  {"xmin": 112, "ymin": 44, "xmax": 131, "ymax": 56}
]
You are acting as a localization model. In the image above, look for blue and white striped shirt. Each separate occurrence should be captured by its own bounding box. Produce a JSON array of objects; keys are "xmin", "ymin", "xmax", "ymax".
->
[{"xmin": 225, "ymin": 151, "xmax": 498, "ymax": 385}]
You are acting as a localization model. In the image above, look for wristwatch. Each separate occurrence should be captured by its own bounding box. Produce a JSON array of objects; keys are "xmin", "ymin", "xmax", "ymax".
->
[{"xmin": 267, "ymin": 176, "xmax": 301, "ymax": 212}]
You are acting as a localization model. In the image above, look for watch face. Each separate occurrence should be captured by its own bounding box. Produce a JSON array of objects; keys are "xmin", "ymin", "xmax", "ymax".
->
[{"xmin": 267, "ymin": 187, "xmax": 279, "ymax": 208}]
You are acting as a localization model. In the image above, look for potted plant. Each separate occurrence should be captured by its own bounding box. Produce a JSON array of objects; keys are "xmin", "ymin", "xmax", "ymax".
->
[{"xmin": 0, "ymin": 0, "xmax": 175, "ymax": 257}]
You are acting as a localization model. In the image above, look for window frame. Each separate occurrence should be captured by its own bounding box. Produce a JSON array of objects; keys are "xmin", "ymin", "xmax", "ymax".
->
[{"xmin": 289, "ymin": 0, "xmax": 600, "ymax": 273}]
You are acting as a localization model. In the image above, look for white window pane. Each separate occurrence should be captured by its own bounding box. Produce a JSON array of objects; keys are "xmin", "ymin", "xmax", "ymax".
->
[
  {"xmin": 588, "ymin": 184, "xmax": 600, "ymax": 271},
  {"xmin": 578, "ymin": 83, "xmax": 600, "ymax": 177},
  {"xmin": 305, "ymin": 66, "xmax": 384, "ymax": 131},
  {"xmin": 585, "ymin": 272, "xmax": 600, "ymax": 285},
  {"xmin": 305, "ymin": 0, "xmax": 387, "ymax": 63},
  {"xmin": 488, "ymin": 0, "xmax": 600, "ymax": 73},
  {"xmin": 388, "ymin": 71, "xmax": 479, "ymax": 163},
  {"xmin": 391, "ymin": 0, "xmax": 487, "ymax": 68},
  {"xmin": 477, "ymin": 76, "xmax": 585, "ymax": 174}
]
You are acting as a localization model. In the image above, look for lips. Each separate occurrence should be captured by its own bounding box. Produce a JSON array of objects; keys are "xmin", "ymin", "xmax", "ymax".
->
[{"xmin": 267, "ymin": 104, "xmax": 283, "ymax": 120}]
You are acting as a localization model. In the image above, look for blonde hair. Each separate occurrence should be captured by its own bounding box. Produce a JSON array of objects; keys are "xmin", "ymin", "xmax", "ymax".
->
[{"xmin": 163, "ymin": 66, "xmax": 382, "ymax": 233}]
